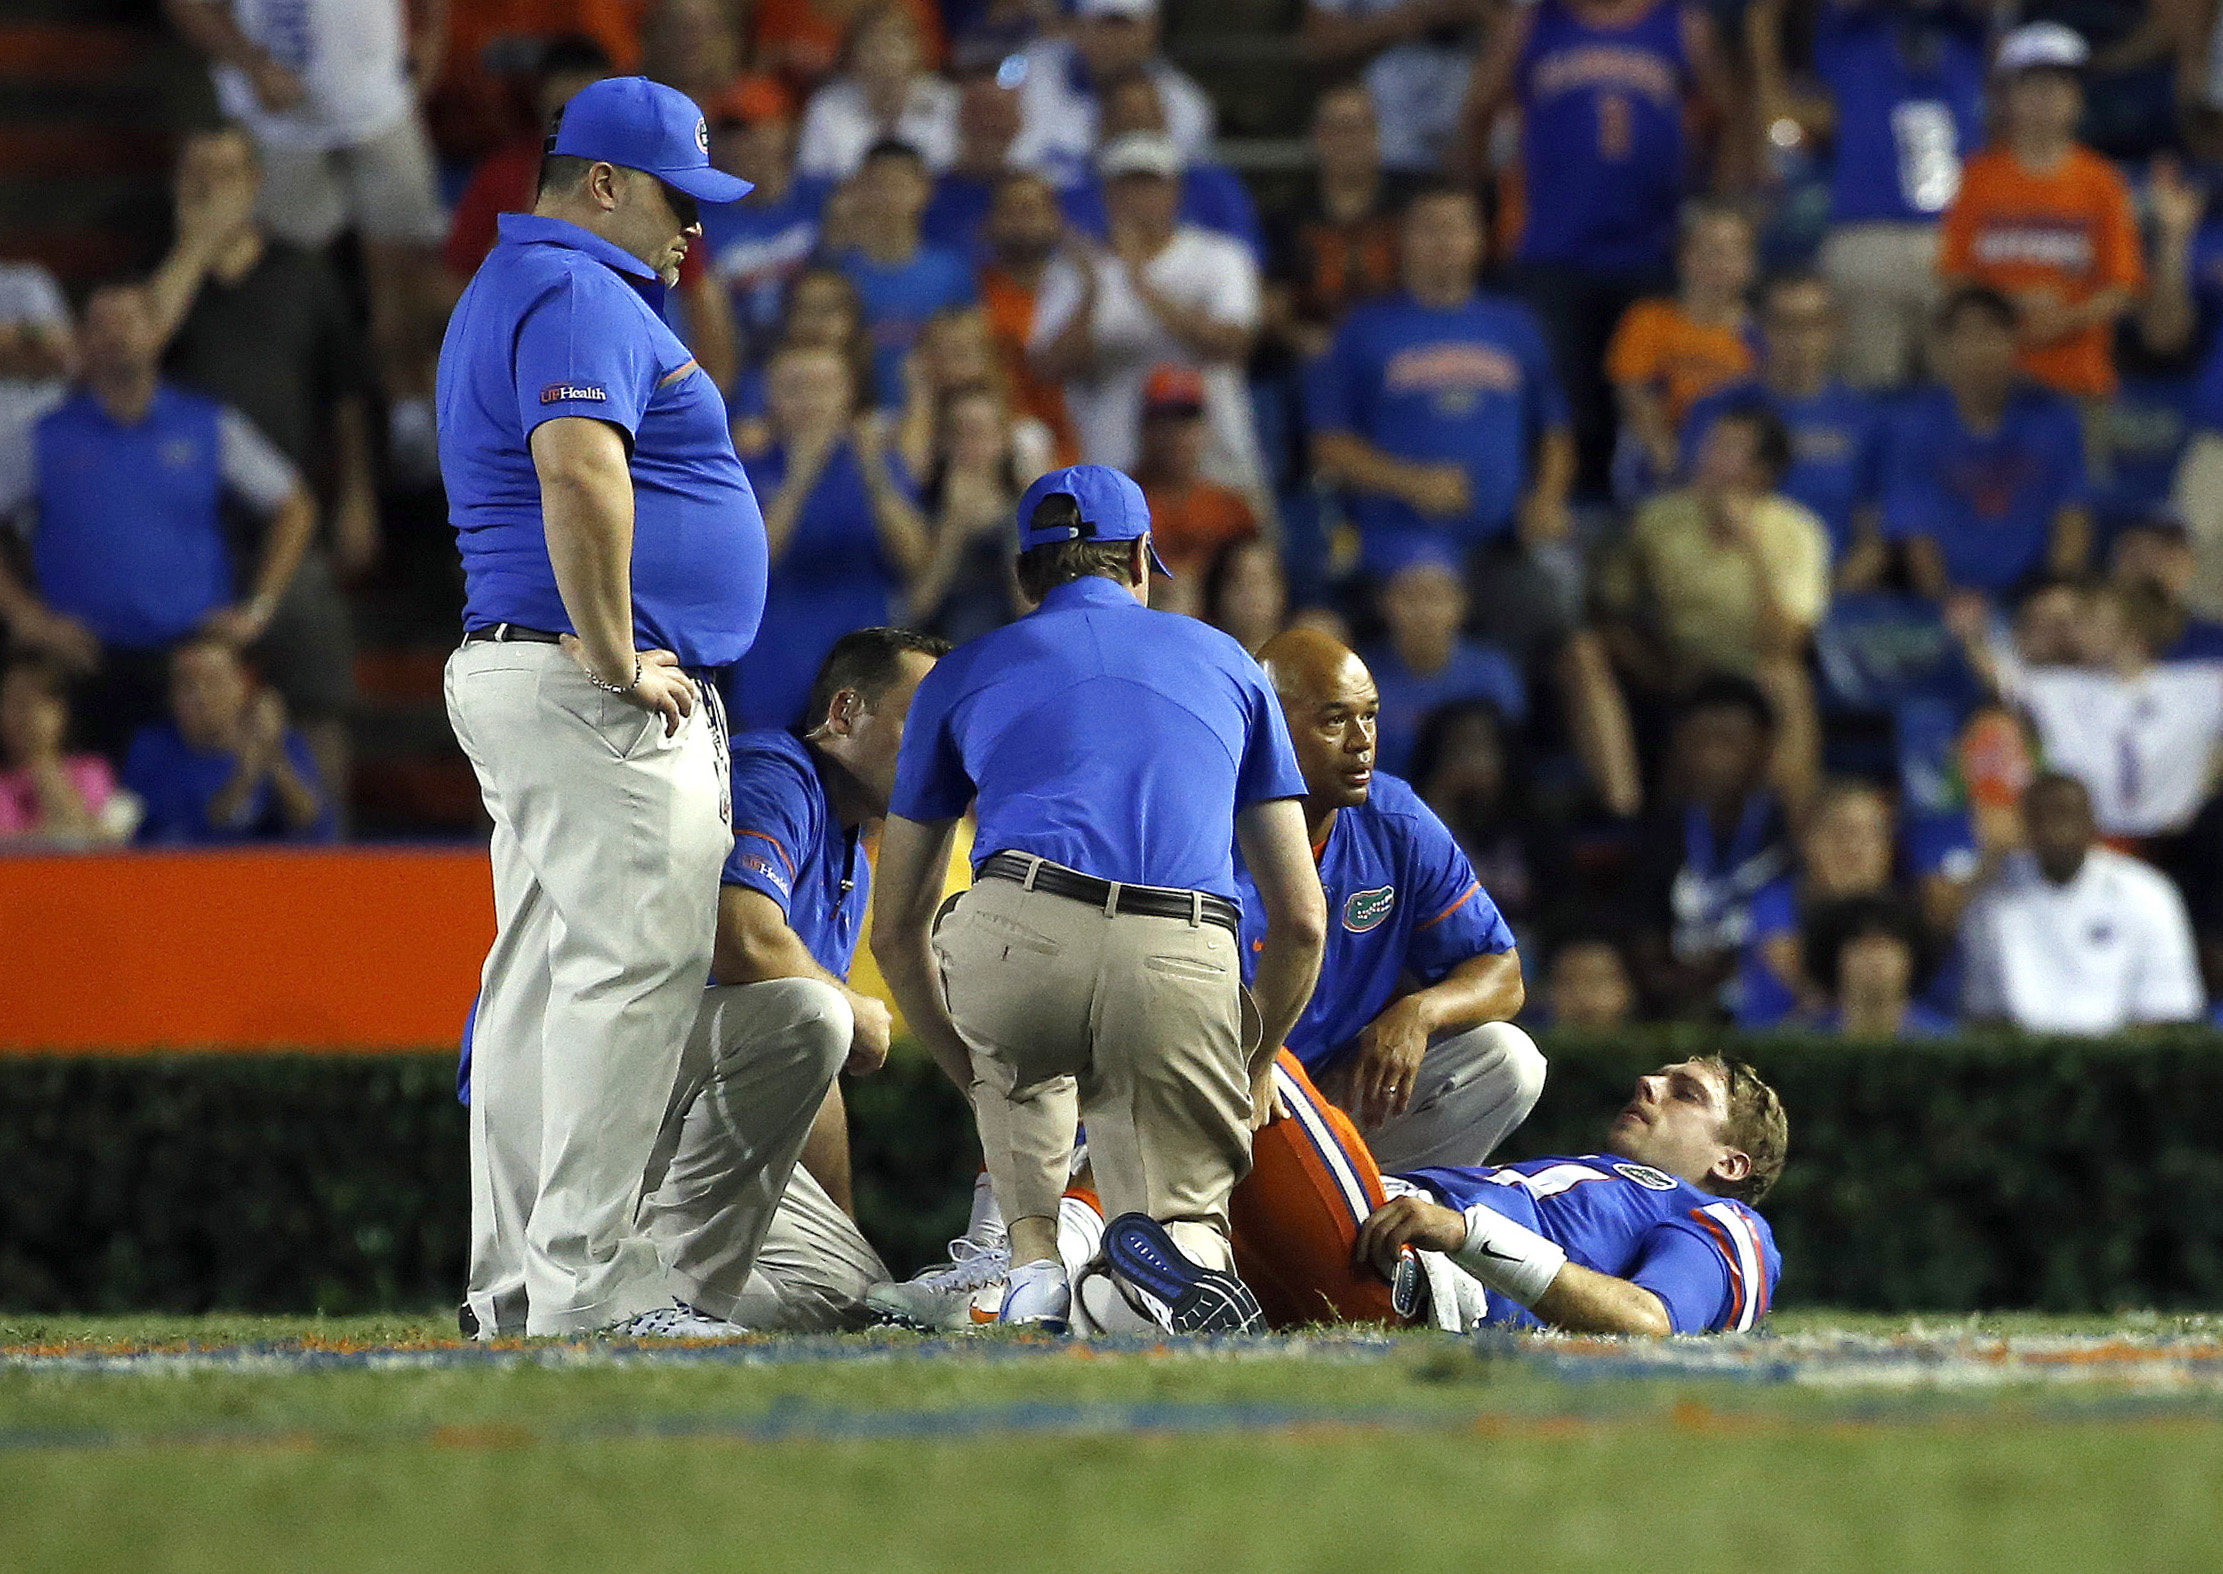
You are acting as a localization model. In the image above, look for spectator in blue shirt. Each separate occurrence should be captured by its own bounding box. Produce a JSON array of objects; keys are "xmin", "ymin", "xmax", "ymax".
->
[
  {"xmin": 1681, "ymin": 272, "xmax": 1887, "ymax": 580},
  {"xmin": 837, "ymin": 140, "xmax": 978, "ymax": 408},
  {"xmin": 1884, "ymin": 286, "xmax": 2092, "ymax": 600},
  {"xmin": 1057, "ymin": 71, "xmax": 1265, "ymax": 264},
  {"xmin": 736, "ymin": 343, "xmax": 932, "ymax": 729},
  {"xmin": 921, "ymin": 76, "xmax": 1022, "ymax": 265},
  {"xmin": 1751, "ymin": 0, "xmax": 1987, "ymax": 389},
  {"xmin": 701, "ymin": 77, "xmax": 835, "ymax": 376},
  {"xmin": 0, "ymin": 282, "xmax": 313, "ymax": 761},
  {"xmin": 1801, "ymin": 893, "xmax": 1954, "ymax": 1038},
  {"xmin": 124, "ymin": 635, "xmax": 334, "ymax": 844},
  {"xmin": 1310, "ymin": 184, "xmax": 1574, "ymax": 578},
  {"xmin": 1359, "ymin": 543, "xmax": 1526, "ymax": 777}
]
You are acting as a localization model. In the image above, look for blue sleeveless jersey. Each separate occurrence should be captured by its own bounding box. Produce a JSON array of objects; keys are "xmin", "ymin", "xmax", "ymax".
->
[
  {"xmin": 1402, "ymin": 1154, "xmax": 1780, "ymax": 1332},
  {"xmin": 1515, "ymin": 0, "xmax": 1691, "ymax": 273}
]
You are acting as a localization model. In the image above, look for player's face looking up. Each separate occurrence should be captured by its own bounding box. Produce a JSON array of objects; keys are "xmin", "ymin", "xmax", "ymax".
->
[{"xmin": 1606, "ymin": 1060, "xmax": 1753, "ymax": 1195}]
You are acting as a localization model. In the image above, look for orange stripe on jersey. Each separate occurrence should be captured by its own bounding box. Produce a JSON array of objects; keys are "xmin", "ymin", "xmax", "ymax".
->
[
  {"xmin": 734, "ymin": 829, "xmax": 794, "ymax": 874},
  {"xmin": 1415, "ymin": 883, "xmax": 1479, "ymax": 932},
  {"xmin": 1693, "ymin": 1210, "xmax": 1748, "ymax": 1330}
]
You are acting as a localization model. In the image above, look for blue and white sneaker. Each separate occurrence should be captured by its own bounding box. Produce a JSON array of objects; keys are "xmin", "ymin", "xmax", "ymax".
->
[
  {"xmin": 1101, "ymin": 1213, "xmax": 1265, "ymax": 1335},
  {"xmin": 996, "ymin": 1258, "xmax": 1071, "ymax": 1333}
]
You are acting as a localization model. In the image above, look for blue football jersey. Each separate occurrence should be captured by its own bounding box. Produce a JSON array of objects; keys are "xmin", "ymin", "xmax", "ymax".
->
[
  {"xmin": 1234, "ymin": 771, "xmax": 1515, "ymax": 1074},
  {"xmin": 1401, "ymin": 1155, "xmax": 1780, "ymax": 1333}
]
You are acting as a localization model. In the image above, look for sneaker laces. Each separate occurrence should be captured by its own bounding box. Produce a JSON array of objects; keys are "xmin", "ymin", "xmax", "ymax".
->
[{"xmin": 912, "ymin": 1234, "xmax": 1011, "ymax": 1293}]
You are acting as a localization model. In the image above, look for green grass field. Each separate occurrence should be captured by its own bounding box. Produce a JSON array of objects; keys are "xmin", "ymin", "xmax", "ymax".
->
[{"xmin": 5, "ymin": 1312, "xmax": 2222, "ymax": 1573}]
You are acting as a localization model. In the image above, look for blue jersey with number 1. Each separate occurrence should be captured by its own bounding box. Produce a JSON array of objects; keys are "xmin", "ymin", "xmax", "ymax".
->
[
  {"xmin": 1515, "ymin": 0, "xmax": 1691, "ymax": 273},
  {"xmin": 1402, "ymin": 1154, "xmax": 1780, "ymax": 1333}
]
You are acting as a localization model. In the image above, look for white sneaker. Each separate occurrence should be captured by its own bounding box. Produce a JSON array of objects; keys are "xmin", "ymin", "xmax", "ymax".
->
[
  {"xmin": 997, "ymin": 1258, "xmax": 1071, "ymax": 1332},
  {"xmin": 866, "ymin": 1234, "xmax": 1013, "ymax": 1330},
  {"xmin": 608, "ymin": 1302, "xmax": 749, "ymax": 1340}
]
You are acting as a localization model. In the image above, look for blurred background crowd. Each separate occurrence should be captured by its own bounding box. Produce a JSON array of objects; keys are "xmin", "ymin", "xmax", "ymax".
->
[{"xmin": 6, "ymin": 0, "xmax": 2223, "ymax": 1041}]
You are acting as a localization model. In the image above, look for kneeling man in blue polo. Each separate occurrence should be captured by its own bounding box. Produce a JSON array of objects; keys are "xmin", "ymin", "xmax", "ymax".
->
[{"xmin": 1238, "ymin": 628, "xmax": 1544, "ymax": 1171}]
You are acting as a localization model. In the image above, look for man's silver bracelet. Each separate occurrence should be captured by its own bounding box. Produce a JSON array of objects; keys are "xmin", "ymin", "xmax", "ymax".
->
[{"xmin": 587, "ymin": 658, "xmax": 642, "ymax": 696}]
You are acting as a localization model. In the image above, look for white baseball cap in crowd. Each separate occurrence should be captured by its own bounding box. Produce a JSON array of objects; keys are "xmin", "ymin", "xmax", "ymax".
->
[
  {"xmin": 1994, "ymin": 21, "xmax": 2090, "ymax": 76},
  {"xmin": 1099, "ymin": 130, "xmax": 1183, "ymax": 180},
  {"xmin": 1074, "ymin": 0, "xmax": 1158, "ymax": 19}
]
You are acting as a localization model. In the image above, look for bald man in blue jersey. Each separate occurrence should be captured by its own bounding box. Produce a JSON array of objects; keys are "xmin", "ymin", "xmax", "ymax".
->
[{"xmin": 1238, "ymin": 628, "xmax": 1544, "ymax": 1171}]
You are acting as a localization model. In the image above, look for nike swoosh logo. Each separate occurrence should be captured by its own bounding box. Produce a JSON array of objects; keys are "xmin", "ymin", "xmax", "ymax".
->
[{"xmin": 1469, "ymin": 1243, "xmax": 1520, "ymax": 1263}]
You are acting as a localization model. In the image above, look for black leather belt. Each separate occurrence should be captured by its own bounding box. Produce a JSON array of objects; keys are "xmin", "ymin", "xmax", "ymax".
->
[
  {"xmin": 464, "ymin": 623, "xmax": 563, "ymax": 644},
  {"xmin": 978, "ymin": 851, "xmax": 1240, "ymax": 936}
]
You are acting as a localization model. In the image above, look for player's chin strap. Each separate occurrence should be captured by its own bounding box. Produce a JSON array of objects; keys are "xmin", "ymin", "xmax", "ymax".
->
[{"xmin": 1454, "ymin": 1205, "xmax": 1569, "ymax": 1308}]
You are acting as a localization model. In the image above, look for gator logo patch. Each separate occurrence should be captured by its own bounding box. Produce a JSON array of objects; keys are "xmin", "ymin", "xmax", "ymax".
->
[
  {"xmin": 541, "ymin": 383, "xmax": 608, "ymax": 404},
  {"xmin": 1342, "ymin": 886, "xmax": 1395, "ymax": 933},
  {"xmin": 1614, "ymin": 1163, "xmax": 1678, "ymax": 1192}
]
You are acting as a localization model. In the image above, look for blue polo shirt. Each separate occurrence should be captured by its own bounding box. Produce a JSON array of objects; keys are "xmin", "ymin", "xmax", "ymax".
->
[
  {"xmin": 722, "ymin": 728, "xmax": 868, "ymax": 975},
  {"xmin": 890, "ymin": 574, "xmax": 1305, "ymax": 899},
  {"xmin": 1309, "ymin": 291, "xmax": 1568, "ymax": 572},
  {"xmin": 1234, "ymin": 771, "xmax": 1515, "ymax": 1074},
  {"xmin": 1682, "ymin": 379, "xmax": 1885, "ymax": 562},
  {"xmin": 437, "ymin": 213, "xmax": 768, "ymax": 668},
  {"xmin": 1881, "ymin": 384, "xmax": 2088, "ymax": 592}
]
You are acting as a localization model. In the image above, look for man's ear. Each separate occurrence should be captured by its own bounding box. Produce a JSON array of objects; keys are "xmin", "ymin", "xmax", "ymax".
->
[
  {"xmin": 588, "ymin": 161, "xmax": 623, "ymax": 210},
  {"xmin": 1712, "ymin": 1149, "xmax": 1753, "ymax": 1188},
  {"xmin": 827, "ymin": 687, "xmax": 865, "ymax": 735}
]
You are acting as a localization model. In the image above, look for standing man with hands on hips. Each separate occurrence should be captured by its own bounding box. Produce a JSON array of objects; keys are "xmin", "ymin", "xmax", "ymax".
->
[
  {"xmin": 438, "ymin": 77, "xmax": 768, "ymax": 1340},
  {"xmin": 872, "ymin": 464, "xmax": 1327, "ymax": 1335}
]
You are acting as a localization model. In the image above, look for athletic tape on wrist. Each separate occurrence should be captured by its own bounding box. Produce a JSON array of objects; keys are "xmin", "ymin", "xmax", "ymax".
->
[{"xmin": 1455, "ymin": 1203, "xmax": 1568, "ymax": 1307}]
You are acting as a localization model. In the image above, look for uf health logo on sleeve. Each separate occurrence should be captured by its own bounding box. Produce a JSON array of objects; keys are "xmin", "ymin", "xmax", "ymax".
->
[
  {"xmin": 541, "ymin": 384, "xmax": 609, "ymax": 404},
  {"xmin": 1342, "ymin": 886, "xmax": 1395, "ymax": 933}
]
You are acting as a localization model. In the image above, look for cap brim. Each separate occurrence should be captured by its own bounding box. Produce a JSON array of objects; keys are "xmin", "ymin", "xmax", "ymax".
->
[
  {"xmin": 657, "ymin": 164, "xmax": 754, "ymax": 204},
  {"xmin": 1147, "ymin": 540, "xmax": 1172, "ymax": 579}
]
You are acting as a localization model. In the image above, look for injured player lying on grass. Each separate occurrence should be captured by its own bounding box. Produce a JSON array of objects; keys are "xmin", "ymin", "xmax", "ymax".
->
[{"xmin": 871, "ymin": 1052, "xmax": 1786, "ymax": 1337}]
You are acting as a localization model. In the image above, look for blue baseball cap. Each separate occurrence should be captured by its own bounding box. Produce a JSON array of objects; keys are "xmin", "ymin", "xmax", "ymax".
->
[
  {"xmin": 1017, "ymin": 464, "xmax": 1171, "ymax": 576},
  {"xmin": 551, "ymin": 76, "xmax": 753, "ymax": 205}
]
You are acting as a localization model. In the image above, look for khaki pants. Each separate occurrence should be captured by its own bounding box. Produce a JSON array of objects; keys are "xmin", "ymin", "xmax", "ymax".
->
[
  {"xmin": 447, "ymin": 639, "xmax": 731, "ymax": 1337},
  {"xmin": 642, "ymin": 979, "xmax": 853, "ymax": 1325},
  {"xmin": 1820, "ymin": 222, "xmax": 1941, "ymax": 390},
  {"xmin": 2172, "ymin": 431, "xmax": 2223, "ymax": 619},
  {"xmin": 730, "ymin": 1165, "xmax": 892, "ymax": 1332},
  {"xmin": 934, "ymin": 871, "xmax": 1257, "ymax": 1273}
]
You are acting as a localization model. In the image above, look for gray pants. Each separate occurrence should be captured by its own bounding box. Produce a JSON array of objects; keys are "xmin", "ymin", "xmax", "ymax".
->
[
  {"xmin": 729, "ymin": 1165, "xmax": 892, "ymax": 1332},
  {"xmin": 643, "ymin": 979, "xmax": 853, "ymax": 1323},
  {"xmin": 447, "ymin": 639, "xmax": 731, "ymax": 1337},
  {"xmin": 934, "ymin": 871, "xmax": 1258, "ymax": 1273},
  {"xmin": 1340, "ymin": 1021, "xmax": 1548, "ymax": 1173}
]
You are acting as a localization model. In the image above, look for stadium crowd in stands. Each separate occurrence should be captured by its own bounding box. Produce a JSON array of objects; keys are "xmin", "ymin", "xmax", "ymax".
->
[{"xmin": 6, "ymin": 0, "xmax": 2223, "ymax": 1036}]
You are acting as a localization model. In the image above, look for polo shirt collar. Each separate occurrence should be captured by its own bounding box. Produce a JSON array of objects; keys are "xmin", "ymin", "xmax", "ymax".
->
[
  {"xmin": 496, "ymin": 213, "xmax": 663, "ymax": 300},
  {"xmin": 1040, "ymin": 576, "xmax": 1143, "ymax": 613}
]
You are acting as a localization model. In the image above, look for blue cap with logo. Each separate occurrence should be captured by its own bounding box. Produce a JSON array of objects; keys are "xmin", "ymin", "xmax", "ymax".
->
[
  {"xmin": 1017, "ymin": 464, "xmax": 1171, "ymax": 576},
  {"xmin": 551, "ymin": 76, "xmax": 753, "ymax": 204}
]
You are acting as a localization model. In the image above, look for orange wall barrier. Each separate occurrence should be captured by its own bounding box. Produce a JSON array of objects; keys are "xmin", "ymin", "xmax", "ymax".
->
[{"xmin": 0, "ymin": 849, "xmax": 495, "ymax": 1053}]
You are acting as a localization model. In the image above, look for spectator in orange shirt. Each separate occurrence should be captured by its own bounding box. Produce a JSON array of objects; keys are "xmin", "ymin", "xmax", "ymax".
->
[
  {"xmin": 977, "ymin": 168, "xmax": 1078, "ymax": 462},
  {"xmin": 1938, "ymin": 24, "xmax": 2142, "ymax": 402},
  {"xmin": 1135, "ymin": 364, "xmax": 1259, "ymax": 614},
  {"xmin": 1606, "ymin": 202, "xmax": 1758, "ymax": 494}
]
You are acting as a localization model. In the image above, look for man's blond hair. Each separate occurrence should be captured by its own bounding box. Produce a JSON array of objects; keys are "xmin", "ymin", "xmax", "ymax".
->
[{"xmin": 1693, "ymin": 1055, "xmax": 1788, "ymax": 1203}]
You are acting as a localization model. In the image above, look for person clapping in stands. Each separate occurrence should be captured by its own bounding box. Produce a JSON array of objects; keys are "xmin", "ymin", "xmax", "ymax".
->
[{"xmin": 123, "ymin": 636, "xmax": 333, "ymax": 845}]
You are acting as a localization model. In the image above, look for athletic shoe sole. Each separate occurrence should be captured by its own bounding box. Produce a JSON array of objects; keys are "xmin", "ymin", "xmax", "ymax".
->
[{"xmin": 1101, "ymin": 1213, "xmax": 1265, "ymax": 1334}]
